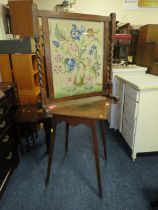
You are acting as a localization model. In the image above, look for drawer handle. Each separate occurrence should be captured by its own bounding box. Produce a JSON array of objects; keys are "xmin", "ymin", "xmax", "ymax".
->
[
  {"xmin": 3, "ymin": 135, "xmax": 9, "ymax": 143},
  {"xmin": 0, "ymin": 108, "xmax": 3, "ymax": 115},
  {"xmin": 6, "ymin": 152, "xmax": 12, "ymax": 160},
  {"xmin": 0, "ymin": 121, "xmax": 6, "ymax": 128}
]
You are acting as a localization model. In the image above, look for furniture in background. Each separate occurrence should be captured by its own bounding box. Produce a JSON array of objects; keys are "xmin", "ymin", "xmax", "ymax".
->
[
  {"xmin": 38, "ymin": 11, "xmax": 116, "ymax": 198},
  {"xmin": 0, "ymin": 53, "xmax": 46, "ymax": 105},
  {"xmin": 0, "ymin": 0, "xmax": 46, "ymax": 107},
  {"xmin": 108, "ymin": 64, "xmax": 147, "ymax": 129},
  {"xmin": 0, "ymin": 82, "xmax": 19, "ymax": 196},
  {"xmin": 0, "ymin": 54, "xmax": 13, "ymax": 83},
  {"xmin": 114, "ymin": 33, "xmax": 132, "ymax": 66},
  {"xmin": 11, "ymin": 54, "xmax": 40, "ymax": 105},
  {"xmin": 14, "ymin": 105, "xmax": 52, "ymax": 154},
  {"xmin": 115, "ymin": 74, "xmax": 158, "ymax": 160},
  {"xmin": 113, "ymin": 23, "xmax": 139, "ymax": 66},
  {"xmin": 8, "ymin": 0, "xmax": 39, "ymax": 37},
  {"xmin": 136, "ymin": 24, "xmax": 158, "ymax": 76}
]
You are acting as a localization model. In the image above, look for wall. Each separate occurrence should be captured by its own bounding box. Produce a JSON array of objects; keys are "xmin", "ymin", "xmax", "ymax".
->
[{"xmin": 38, "ymin": 0, "xmax": 158, "ymax": 26}]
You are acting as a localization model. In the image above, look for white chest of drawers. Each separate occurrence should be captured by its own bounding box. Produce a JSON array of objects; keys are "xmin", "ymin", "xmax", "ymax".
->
[
  {"xmin": 116, "ymin": 74, "xmax": 158, "ymax": 160},
  {"xmin": 108, "ymin": 65, "xmax": 147, "ymax": 129}
]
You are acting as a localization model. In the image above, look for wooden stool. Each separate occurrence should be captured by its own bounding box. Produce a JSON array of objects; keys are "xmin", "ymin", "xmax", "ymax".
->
[{"xmin": 14, "ymin": 105, "xmax": 52, "ymax": 155}]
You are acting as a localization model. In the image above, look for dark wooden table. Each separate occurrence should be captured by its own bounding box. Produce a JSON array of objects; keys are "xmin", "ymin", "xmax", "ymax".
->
[{"xmin": 14, "ymin": 105, "xmax": 52, "ymax": 154}]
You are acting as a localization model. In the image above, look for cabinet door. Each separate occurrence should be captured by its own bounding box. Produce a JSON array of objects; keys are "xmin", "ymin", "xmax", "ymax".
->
[{"xmin": 116, "ymin": 79, "xmax": 125, "ymax": 132}]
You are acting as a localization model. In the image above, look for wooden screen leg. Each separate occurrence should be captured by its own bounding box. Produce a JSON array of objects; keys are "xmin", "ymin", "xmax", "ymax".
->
[
  {"xmin": 100, "ymin": 120, "xmax": 107, "ymax": 160},
  {"xmin": 65, "ymin": 123, "xmax": 69, "ymax": 153},
  {"xmin": 45, "ymin": 121, "xmax": 56, "ymax": 185},
  {"xmin": 92, "ymin": 121, "xmax": 102, "ymax": 199}
]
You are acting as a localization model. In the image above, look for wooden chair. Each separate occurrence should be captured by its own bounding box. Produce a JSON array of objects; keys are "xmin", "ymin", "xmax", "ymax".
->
[{"xmin": 39, "ymin": 11, "xmax": 116, "ymax": 198}]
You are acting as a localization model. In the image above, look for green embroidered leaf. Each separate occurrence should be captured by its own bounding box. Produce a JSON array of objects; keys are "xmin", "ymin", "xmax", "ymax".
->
[
  {"xmin": 81, "ymin": 37, "xmax": 85, "ymax": 47},
  {"xmin": 92, "ymin": 62, "xmax": 101, "ymax": 78},
  {"xmin": 55, "ymin": 24, "xmax": 67, "ymax": 41},
  {"xmin": 93, "ymin": 62, "xmax": 101, "ymax": 71},
  {"xmin": 77, "ymin": 62, "xmax": 80, "ymax": 71},
  {"xmin": 80, "ymin": 49, "xmax": 87, "ymax": 58},
  {"xmin": 94, "ymin": 38, "xmax": 101, "ymax": 45},
  {"xmin": 95, "ymin": 29, "xmax": 101, "ymax": 34}
]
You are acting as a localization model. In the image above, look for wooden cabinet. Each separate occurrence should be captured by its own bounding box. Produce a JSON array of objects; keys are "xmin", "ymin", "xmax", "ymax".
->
[
  {"xmin": 11, "ymin": 54, "xmax": 40, "ymax": 105},
  {"xmin": 136, "ymin": 24, "xmax": 158, "ymax": 75},
  {"xmin": 0, "ymin": 54, "xmax": 13, "ymax": 82},
  {"xmin": 0, "ymin": 82, "xmax": 19, "ymax": 196},
  {"xmin": 8, "ymin": 0, "xmax": 39, "ymax": 37},
  {"xmin": 0, "ymin": 53, "xmax": 46, "ymax": 106},
  {"xmin": 115, "ymin": 74, "xmax": 158, "ymax": 160}
]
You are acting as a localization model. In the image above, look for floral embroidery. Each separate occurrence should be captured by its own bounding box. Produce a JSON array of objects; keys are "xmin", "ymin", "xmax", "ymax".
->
[
  {"xmin": 55, "ymin": 54, "xmax": 63, "ymax": 63},
  {"xmin": 50, "ymin": 20, "xmax": 103, "ymax": 98},
  {"xmin": 54, "ymin": 64, "xmax": 62, "ymax": 74},
  {"xmin": 70, "ymin": 24, "xmax": 85, "ymax": 41},
  {"xmin": 87, "ymin": 28, "xmax": 94, "ymax": 38},
  {"xmin": 89, "ymin": 44, "xmax": 97, "ymax": 55},
  {"xmin": 53, "ymin": 40, "xmax": 60, "ymax": 47},
  {"xmin": 65, "ymin": 58, "xmax": 76, "ymax": 71}
]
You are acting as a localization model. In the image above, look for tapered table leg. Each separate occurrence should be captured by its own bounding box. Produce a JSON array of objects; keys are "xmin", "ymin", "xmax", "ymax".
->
[
  {"xmin": 100, "ymin": 120, "xmax": 107, "ymax": 160},
  {"xmin": 92, "ymin": 121, "xmax": 102, "ymax": 199},
  {"xmin": 45, "ymin": 121, "xmax": 56, "ymax": 184},
  {"xmin": 65, "ymin": 123, "xmax": 69, "ymax": 153}
]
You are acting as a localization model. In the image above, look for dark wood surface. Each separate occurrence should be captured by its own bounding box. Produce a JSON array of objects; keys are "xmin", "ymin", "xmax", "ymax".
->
[
  {"xmin": 8, "ymin": 0, "xmax": 39, "ymax": 37},
  {"xmin": 47, "ymin": 96, "xmax": 111, "ymax": 120},
  {"xmin": 14, "ymin": 105, "xmax": 52, "ymax": 154},
  {"xmin": 0, "ymin": 82, "xmax": 19, "ymax": 197},
  {"xmin": 38, "ymin": 10, "xmax": 110, "ymax": 22},
  {"xmin": 136, "ymin": 24, "xmax": 158, "ymax": 75}
]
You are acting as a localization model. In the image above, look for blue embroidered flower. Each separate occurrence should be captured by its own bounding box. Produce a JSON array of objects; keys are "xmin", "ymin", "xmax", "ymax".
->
[
  {"xmin": 53, "ymin": 40, "xmax": 60, "ymax": 47},
  {"xmin": 65, "ymin": 58, "xmax": 76, "ymax": 71},
  {"xmin": 89, "ymin": 44, "xmax": 97, "ymax": 55},
  {"xmin": 70, "ymin": 24, "xmax": 85, "ymax": 41}
]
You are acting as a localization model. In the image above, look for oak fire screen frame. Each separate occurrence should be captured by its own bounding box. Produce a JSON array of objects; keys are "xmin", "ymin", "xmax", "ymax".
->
[{"xmin": 38, "ymin": 11, "xmax": 112, "ymax": 101}]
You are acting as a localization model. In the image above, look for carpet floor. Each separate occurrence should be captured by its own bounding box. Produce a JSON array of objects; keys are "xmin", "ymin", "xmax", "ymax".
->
[{"xmin": 0, "ymin": 122, "xmax": 158, "ymax": 210}]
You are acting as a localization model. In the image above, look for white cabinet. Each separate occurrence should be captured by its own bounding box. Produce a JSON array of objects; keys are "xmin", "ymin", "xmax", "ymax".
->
[
  {"xmin": 108, "ymin": 65, "xmax": 147, "ymax": 129},
  {"xmin": 116, "ymin": 74, "xmax": 158, "ymax": 160}
]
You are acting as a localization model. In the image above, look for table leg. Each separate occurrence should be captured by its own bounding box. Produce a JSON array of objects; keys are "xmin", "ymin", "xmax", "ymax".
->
[
  {"xmin": 65, "ymin": 123, "xmax": 69, "ymax": 153},
  {"xmin": 92, "ymin": 121, "xmax": 102, "ymax": 198},
  {"xmin": 100, "ymin": 120, "xmax": 107, "ymax": 160},
  {"xmin": 45, "ymin": 121, "xmax": 56, "ymax": 184}
]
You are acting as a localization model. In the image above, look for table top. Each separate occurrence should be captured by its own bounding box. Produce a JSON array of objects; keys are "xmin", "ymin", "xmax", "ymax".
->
[
  {"xmin": 14, "ymin": 105, "xmax": 52, "ymax": 123},
  {"xmin": 44, "ymin": 96, "xmax": 111, "ymax": 120}
]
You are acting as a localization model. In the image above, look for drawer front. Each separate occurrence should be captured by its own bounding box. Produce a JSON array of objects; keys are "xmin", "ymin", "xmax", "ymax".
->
[
  {"xmin": 0, "ymin": 143, "xmax": 15, "ymax": 184},
  {"xmin": 0, "ymin": 125, "xmax": 12, "ymax": 155},
  {"xmin": 125, "ymin": 84, "xmax": 139, "ymax": 102},
  {"xmin": 0, "ymin": 99, "xmax": 10, "ymax": 119},
  {"xmin": 0, "ymin": 113, "xmax": 11, "ymax": 134},
  {"xmin": 122, "ymin": 124, "xmax": 133, "ymax": 149},
  {"xmin": 124, "ymin": 95, "xmax": 138, "ymax": 118},
  {"xmin": 122, "ymin": 110, "xmax": 136, "ymax": 148}
]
